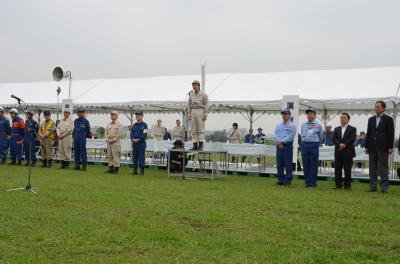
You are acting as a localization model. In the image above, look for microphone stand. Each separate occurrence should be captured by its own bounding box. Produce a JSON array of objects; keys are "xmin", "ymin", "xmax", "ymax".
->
[{"xmin": 6, "ymin": 99, "xmax": 38, "ymax": 194}]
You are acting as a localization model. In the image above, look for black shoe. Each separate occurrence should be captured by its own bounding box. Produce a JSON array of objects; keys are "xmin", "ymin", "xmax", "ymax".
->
[
  {"xmin": 113, "ymin": 167, "xmax": 119, "ymax": 174},
  {"xmin": 8, "ymin": 160, "xmax": 16, "ymax": 165},
  {"xmin": 140, "ymin": 168, "xmax": 144, "ymax": 175},
  {"xmin": 41, "ymin": 160, "xmax": 47, "ymax": 168},
  {"xmin": 17, "ymin": 160, "xmax": 22, "ymax": 166},
  {"xmin": 0, "ymin": 159, "xmax": 6, "ymax": 165},
  {"xmin": 133, "ymin": 168, "xmax": 138, "ymax": 175},
  {"xmin": 275, "ymin": 182, "xmax": 284, "ymax": 186},
  {"xmin": 74, "ymin": 165, "xmax": 81, "ymax": 170},
  {"xmin": 65, "ymin": 161, "xmax": 70, "ymax": 169},
  {"xmin": 47, "ymin": 160, "xmax": 52, "ymax": 168},
  {"xmin": 82, "ymin": 164, "xmax": 87, "ymax": 171},
  {"xmin": 191, "ymin": 142, "xmax": 198, "ymax": 151},
  {"xmin": 366, "ymin": 189, "xmax": 377, "ymax": 192},
  {"xmin": 60, "ymin": 161, "xmax": 65, "ymax": 169},
  {"xmin": 381, "ymin": 190, "xmax": 388, "ymax": 193},
  {"xmin": 106, "ymin": 166, "xmax": 114, "ymax": 173},
  {"xmin": 198, "ymin": 142, "xmax": 204, "ymax": 150}
]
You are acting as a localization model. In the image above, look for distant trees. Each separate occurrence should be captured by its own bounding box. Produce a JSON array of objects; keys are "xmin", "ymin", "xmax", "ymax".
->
[{"xmin": 206, "ymin": 129, "xmax": 228, "ymax": 143}]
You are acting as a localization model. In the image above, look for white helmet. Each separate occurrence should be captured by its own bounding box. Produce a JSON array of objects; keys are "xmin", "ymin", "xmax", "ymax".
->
[{"xmin": 9, "ymin": 108, "xmax": 18, "ymax": 114}]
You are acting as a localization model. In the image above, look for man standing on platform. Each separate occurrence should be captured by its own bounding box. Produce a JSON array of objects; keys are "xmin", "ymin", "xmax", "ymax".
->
[
  {"xmin": 39, "ymin": 111, "xmax": 56, "ymax": 168},
  {"xmin": 301, "ymin": 108, "xmax": 324, "ymax": 187},
  {"xmin": 105, "ymin": 111, "xmax": 124, "ymax": 174},
  {"xmin": 365, "ymin": 101, "xmax": 394, "ymax": 193},
  {"xmin": 9, "ymin": 109, "xmax": 24, "ymax": 165},
  {"xmin": 152, "ymin": 119, "xmax": 165, "ymax": 140},
  {"xmin": 73, "ymin": 108, "xmax": 91, "ymax": 171},
  {"xmin": 333, "ymin": 113, "xmax": 356, "ymax": 190},
  {"xmin": 131, "ymin": 111, "xmax": 148, "ymax": 175},
  {"xmin": 187, "ymin": 80, "xmax": 208, "ymax": 150},
  {"xmin": 23, "ymin": 110, "xmax": 39, "ymax": 167},
  {"xmin": 57, "ymin": 108, "xmax": 74, "ymax": 169},
  {"xmin": 274, "ymin": 108, "xmax": 296, "ymax": 185},
  {"xmin": 0, "ymin": 107, "xmax": 11, "ymax": 164},
  {"xmin": 172, "ymin": 119, "xmax": 185, "ymax": 141}
]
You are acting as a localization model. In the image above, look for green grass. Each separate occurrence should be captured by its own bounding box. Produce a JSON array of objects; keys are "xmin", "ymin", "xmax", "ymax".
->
[{"xmin": 1, "ymin": 164, "xmax": 400, "ymax": 263}]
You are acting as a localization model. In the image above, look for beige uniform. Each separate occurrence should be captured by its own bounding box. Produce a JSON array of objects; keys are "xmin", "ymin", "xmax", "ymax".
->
[
  {"xmin": 57, "ymin": 118, "xmax": 74, "ymax": 161},
  {"xmin": 229, "ymin": 129, "xmax": 242, "ymax": 144},
  {"xmin": 39, "ymin": 119, "xmax": 56, "ymax": 160},
  {"xmin": 105, "ymin": 120, "xmax": 124, "ymax": 167},
  {"xmin": 153, "ymin": 124, "xmax": 165, "ymax": 140},
  {"xmin": 188, "ymin": 91, "xmax": 208, "ymax": 143},
  {"xmin": 172, "ymin": 125, "xmax": 185, "ymax": 141}
]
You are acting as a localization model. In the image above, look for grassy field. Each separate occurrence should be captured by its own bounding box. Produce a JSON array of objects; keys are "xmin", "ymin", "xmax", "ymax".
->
[{"xmin": 1, "ymin": 164, "xmax": 400, "ymax": 264}]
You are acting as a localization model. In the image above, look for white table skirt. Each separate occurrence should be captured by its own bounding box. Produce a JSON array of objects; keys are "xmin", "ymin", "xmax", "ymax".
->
[{"xmin": 86, "ymin": 139, "xmax": 399, "ymax": 162}]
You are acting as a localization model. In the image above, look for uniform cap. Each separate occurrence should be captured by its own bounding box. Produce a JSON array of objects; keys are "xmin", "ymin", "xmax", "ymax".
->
[
  {"xmin": 280, "ymin": 108, "xmax": 291, "ymax": 115},
  {"xmin": 134, "ymin": 111, "xmax": 144, "ymax": 115},
  {"xmin": 192, "ymin": 80, "xmax": 200, "ymax": 85},
  {"xmin": 77, "ymin": 107, "xmax": 85, "ymax": 113},
  {"xmin": 9, "ymin": 108, "xmax": 18, "ymax": 114},
  {"xmin": 306, "ymin": 108, "xmax": 316, "ymax": 114}
]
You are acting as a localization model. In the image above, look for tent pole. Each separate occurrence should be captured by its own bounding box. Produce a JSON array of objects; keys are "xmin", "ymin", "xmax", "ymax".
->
[
  {"xmin": 249, "ymin": 110, "xmax": 254, "ymax": 133},
  {"xmin": 391, "ymin": 101, "xmax": 398, "ymax": 179}
]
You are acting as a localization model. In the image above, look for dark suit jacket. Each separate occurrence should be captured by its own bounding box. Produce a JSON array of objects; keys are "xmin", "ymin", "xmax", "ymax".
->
[
  {"xmin": 365, "ymin": 114, "xmax": 394, "ymax": 153},
  {"xmin": 334, "ymin": 125, "xmax": 356, "ymax": 158}
]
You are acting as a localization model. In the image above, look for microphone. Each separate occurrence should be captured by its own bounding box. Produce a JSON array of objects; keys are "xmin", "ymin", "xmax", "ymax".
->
[{"xmin": 11, "ymin": 94, "xmax": 24, "ymax": 103}]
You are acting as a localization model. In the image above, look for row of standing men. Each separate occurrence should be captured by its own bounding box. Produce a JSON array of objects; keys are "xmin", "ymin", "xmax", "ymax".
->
[{"xmin": 273, "ymin": 100, "xmax": 396, "ymax": 193}]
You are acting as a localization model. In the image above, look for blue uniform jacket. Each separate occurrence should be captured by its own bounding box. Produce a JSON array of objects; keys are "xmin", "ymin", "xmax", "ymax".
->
[
  {"xmin": 24, "ymin": 118, "xmax": 39, "ymax": 140},
  {"xmin": 0, "ymin": 117, "xmax": 11, "ymax": 135},
  {"xmin": 73, "ymin": 118, "xmax": 91, "ymax": 139},
  {"xmin": 130, "ymin": 121, "xmax": 148, "ymax": 145}
]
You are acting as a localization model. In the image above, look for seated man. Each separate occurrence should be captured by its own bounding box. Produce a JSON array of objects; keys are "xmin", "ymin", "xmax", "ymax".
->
[{"xmin": 169, "ymin": 140, "xmax": 187, "ymax": 172}]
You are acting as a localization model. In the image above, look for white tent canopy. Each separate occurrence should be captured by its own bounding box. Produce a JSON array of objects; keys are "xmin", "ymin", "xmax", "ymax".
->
[{"xmin": 1, "ymin": 66, "xmax": 399, "ymax": 116}]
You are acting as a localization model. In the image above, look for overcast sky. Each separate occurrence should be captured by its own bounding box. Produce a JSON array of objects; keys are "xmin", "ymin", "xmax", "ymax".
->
[{"xmin": 1, "ymin": 0, "xmax": 400, "ymax": 83}]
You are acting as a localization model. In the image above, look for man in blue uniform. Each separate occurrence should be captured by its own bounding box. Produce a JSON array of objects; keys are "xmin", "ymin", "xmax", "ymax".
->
[
  {"xmin": 301, "ymin": 108, "xmax": 324, "ymax": 187},
  {"xmin": 130, "ymin": 111, "xmax": 148, "ymax": 175},
  {"xmin": 255, "ymin": 128, "xmax": 266, "ymax": 144},
  {"xmin": 73, "ymin": 108, "xmax": 91, "ymax": 171},
  {"xmin": 23, "ymin": 110, "xmax": 39, "ymax": 166},
  {"xmin": 9, "ymin": 108, "xmax": 24, "ymax": 165},
  {"xmin": 274, "ymin": 108, "xmax": 297, "ymax": 185},
  {"xmin": 0, "ymin": 107, "xmax": 11, "ymax": 164},
  {"xmin": 322, "ymin": 124, "xmax": 334, "ymax": 146}
]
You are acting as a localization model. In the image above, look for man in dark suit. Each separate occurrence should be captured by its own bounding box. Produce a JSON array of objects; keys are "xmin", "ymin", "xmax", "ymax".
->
[
  {"xmin": 365, "ymin": 101, "xmax": 394, "ymax": 193},
  {"xmin": 334, "ymin": 113, "xmax": 356, "ymax": 189}
]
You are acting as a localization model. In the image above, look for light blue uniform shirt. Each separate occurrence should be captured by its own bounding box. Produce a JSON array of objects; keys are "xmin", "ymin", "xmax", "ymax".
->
[
  {"xmin": 301, "ymin": 119, "xmax": 324, "ymax": 143},
  {"xmin": 274, "ymin": 121, "xmax": 296, "ymax": 143}
]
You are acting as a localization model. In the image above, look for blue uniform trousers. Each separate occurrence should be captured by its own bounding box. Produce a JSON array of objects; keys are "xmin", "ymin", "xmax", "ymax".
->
[
  {"xmin": 74, "ymin": 137, "xmax": 87, "ymax": 166},
  {"xmin": 10, "ymin": 135, "xmax": 23, "ymax": 161},
  {"xmin": 23, "ymin": 138, "xmax": 37, "ymax": 163},
  {"xmin": 276, "ymin": 142, "xmax": 293, "ymax": 184},
  {"xmin": 302, "ymin": 142, "xmax": 319, "ymax": 187},
  {"xmin": 0, "ymin": 133, "xmax": 8, "ymax": 160},
  {"xmin": 132, "ymin": 142, "xmax": 146, "ymax": 168}
]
